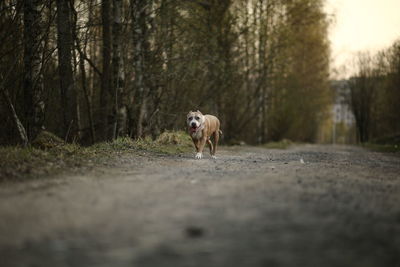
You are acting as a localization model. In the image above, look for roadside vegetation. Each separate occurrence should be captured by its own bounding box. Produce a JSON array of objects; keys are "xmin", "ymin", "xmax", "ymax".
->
[
  {"xmin": 262, "ymin": 139, "xmax": 294, "ymax": 149},
  {"xmin": 0, "ymin": 129, "xmax": 300, "ymax": 182},
  {"xmin": 0, "ymin": 131, "xmax": 193, "ymax": 182},
  {"xmin": 363, "ymin": 143, "xmax": 400, "ymax": 153},
  {"xmin": 363, "ymin": 134, "xmax": 400, "ymax": 153},
  {"xmin": 348, "ymin": 41, "xmax": 400, "ymax": 144}
]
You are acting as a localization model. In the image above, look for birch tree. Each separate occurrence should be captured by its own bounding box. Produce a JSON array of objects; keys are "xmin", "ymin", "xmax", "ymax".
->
[
  {"xmin": 131, "ymin": 0, "xmax": 150, "ymax": 138},
  {"xmin": 112, "ymin": 0, "xmax": 126, "ymax": 138}
]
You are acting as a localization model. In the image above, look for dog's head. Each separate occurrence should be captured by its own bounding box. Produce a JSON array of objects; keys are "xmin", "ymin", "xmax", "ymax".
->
[{"xmin": 187, "ymin": 110, "xmax": 204, "ymax": 133}]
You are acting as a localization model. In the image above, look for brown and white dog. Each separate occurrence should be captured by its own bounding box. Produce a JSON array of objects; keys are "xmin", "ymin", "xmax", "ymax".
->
[{"xmin": 187, "ymin": 110, "xmax": 222, "ymax": 159}]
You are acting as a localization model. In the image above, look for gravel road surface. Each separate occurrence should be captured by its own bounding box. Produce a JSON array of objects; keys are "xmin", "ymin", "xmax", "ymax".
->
[{"xmin": 0, "ymin": 145, "xmax": 399, "ymax": 267}]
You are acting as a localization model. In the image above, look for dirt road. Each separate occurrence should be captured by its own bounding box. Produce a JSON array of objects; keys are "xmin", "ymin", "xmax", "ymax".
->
[{"xmin": 0, "ymin": 145, "xmax": 399, "ymax": 267}]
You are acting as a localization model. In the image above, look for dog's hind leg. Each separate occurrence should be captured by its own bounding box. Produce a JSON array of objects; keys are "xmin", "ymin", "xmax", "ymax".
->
[
  {"xmin": 212, "ymin": 130, "xmax": 220, "ymax": 159},
  {"xmin": 207, "ymin": 139, "xmax": 213, "ymax": 155}
]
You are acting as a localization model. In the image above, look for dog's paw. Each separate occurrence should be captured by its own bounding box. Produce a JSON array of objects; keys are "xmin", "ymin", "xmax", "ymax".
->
[
  {"xmin": 211, "ymin": 155, "xmax": 217, "ymax": 160},
  {"xmin": 195, "ymin": 152, "xmax": 203, "ymax": 159}
]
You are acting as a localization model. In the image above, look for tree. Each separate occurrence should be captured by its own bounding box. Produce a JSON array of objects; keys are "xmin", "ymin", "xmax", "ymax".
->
[
  {"xmin": 100, "ymin": 0, "xmax": 112, "ymax": 140},
  {"xmin": 71, "ymin": 0, "xmax": 97, "ymax": 144},
  {"xmin": 1, "ymin": 60, "xmax": 28, "ymax": 146},
  {"xmin": 131, "ymin": 0, "xmax": 150, "ymax": 138},
  {"xmin": 348, "ymin": 53, "xmax": 376, "ymax": 143},
  {"xmin": 112, "ymin": 0, "xmax": 126, "ymax": 138},
  {"xmin": 0, "ymin": 0, "xmax": 334, "ymax": 145},
  {"xmin": 56, "ymin": 0, "xmax": 76, "ymax": 139},
  {"xmin": 267, "ymin": 0, "xmax": 331, "ymax": 142},
  {"xmin": 349, "ymin": 40, "xmax": 400, "ymax": 142},
  {"xmin": 380, "ymin": 41, "xmax": 400, "ymax": 135},
  {"xmin": 23, "ymin": 0, "xmax": 45, "ymax": 141}
]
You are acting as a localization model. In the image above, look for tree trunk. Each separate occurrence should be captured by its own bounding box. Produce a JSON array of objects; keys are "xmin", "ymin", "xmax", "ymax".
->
[
  {"xmin": 1, "ymin": 89, "xmax": 29, "ymax": 146},
  {"xmin": 257, "ymin": 0, "xmax": 268, "ymax": 144},
  {"xmin": 72, "ymin": 40, "xmax": 82, "ymax": 142},
  {"xmin": 71, "ymin": 2, "xmax": 95, "ymax": 144},
  {"xmin": 23, "ymin": 0, "xmax": 45, "ymax": 141},
  {"xmin": 131, "ymin": 0, "xmax": 149, "ymax": 138},
  {"xmin": 56, "ymin": 0, "xmax": 75, "ymax": 139},
  {"xmin": 79, "ymin": 50, "xmax": 95, "ymax": 144},
  {"xmin": 112, "ymin": 0, "xmax": 126, "ymax": 139},
  {"xmin": 1, "ymin": 58, "xmax": 28, "ymax": 146},
  {"xmin": 100, "ymin": 0, "xmax": 112, "ymax": 140}
]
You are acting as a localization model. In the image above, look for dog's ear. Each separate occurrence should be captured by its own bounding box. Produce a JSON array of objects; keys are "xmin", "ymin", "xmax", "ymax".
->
[{"xmin": 196, "ymin": 110, "xmax": 202, "ymax": 114}]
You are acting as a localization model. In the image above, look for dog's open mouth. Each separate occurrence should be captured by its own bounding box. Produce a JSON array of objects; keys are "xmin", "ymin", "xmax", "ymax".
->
[{"xmin": 189, "ymin": 126, "xmax": 198, "ymax": 133}]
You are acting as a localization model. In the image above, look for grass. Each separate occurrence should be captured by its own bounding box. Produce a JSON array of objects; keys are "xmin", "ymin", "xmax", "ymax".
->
[
  {"xmin": 362, "ymin": 143, "xmax": 400, "ymax": 153},
  {"xmin": 363, "ymin": 134, "xmax": 400, "ymax": 153},
  {"xmin": 146, "ymin": 130, "xmax": 193, "ymax": 154},
  {"xmin": 262, "ymin": 139, "xmax": 293, "ymax": 149},
  {"xmin": 0, "ymin": 131, "xmax": 193, "ymax": 182}
]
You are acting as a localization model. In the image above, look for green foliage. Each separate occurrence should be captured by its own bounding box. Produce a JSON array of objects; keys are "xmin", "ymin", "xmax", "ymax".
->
[
  {"xmin": 0, "ymin": 145, "xmax": 82, "ymax": 182},
  {"xmin": 156, "ymin": 131, "xmax": 192, "ymax": 146},
  {"xmin": 127, "ymin": 131, "xmax": 192, "ymax": 154},
  {"xmin": 266, "ymin": 0, "xmax": 331, "ymax": 143},
  {"xmin": 0, "ymin": 131, "xmax": 193, "ymax": 181},
  {"xmin": 31, "ymin": 131, "xmax": 65, "ymax": 149},
  {"xmin": 372, "ymin": 134, "xmax": 400, "ymax": 146},
  {"xmin": 91, "ymin": 136, "xmax": 137, "ymax": 151},
  {"xmin": 262, "ymin": 139, "xmax": 293, "ymax": 150},
  {"xmin": 364, "ymin": 134, "xmax": 400, "ymax": 152},
  {"xmin": 362, "ymin": 144, "xmax": 400, "ymax": 153}
]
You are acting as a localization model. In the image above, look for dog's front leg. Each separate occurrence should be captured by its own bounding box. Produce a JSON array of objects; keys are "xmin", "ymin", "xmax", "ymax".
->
[
  {"xmin": 195, "ymin": 137, "xmax": 207, "ymax": 159},
  {"xmin": 193, "ymin": 139, "xmax": 199, "ymax": 152}
]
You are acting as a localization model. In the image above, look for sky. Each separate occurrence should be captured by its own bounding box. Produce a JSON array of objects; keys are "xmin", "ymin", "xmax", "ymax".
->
[{"xmin": 325, "ymin": 0, "xmax": 400, "ymax": 77}]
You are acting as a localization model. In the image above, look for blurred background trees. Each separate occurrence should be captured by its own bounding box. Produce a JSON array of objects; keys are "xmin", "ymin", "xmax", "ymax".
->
[
  {"xmin": 348, "ymin": 42, "xmax": 400, "ymax": 143},
  {"xmin": 4, "ymin": 0, "xmax": 395, "ymax": 146}
]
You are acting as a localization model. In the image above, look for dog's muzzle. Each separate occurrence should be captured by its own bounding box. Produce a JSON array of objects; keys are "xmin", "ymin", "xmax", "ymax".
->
[{"xmin": 189, "ymin": 126, "xmax": 198, "ymax": 134}]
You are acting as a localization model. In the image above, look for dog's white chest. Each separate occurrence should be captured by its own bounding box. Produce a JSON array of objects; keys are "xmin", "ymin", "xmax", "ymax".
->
[{"xmin": 191, "ymin": 130, "xmax": 203, "ymax": 140}]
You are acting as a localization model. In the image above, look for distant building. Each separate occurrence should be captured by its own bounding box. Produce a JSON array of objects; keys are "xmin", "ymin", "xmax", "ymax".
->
[
  {"xmin": 331, "ymin": 80, "xmax": 356, "ymax": 143},
  {"xmin": 332, "ymin": 80, "xmax": 355, "ymax": 125},
  {"xmin": 333, "ymin": 103, "xmax": 354, "ymax": 126}
]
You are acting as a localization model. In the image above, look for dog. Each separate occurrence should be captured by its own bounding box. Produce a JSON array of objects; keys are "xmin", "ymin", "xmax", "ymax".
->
[{"xmin": 186, "ymin": 110, "xmax": 222, "ymax": 159}]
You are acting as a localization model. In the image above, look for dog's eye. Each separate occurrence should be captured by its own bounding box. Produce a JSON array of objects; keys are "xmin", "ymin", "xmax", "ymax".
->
[
  {"xmin": 188, "ymin": 117, "xmax": 193, "ymax": 120},
  {"xmin": 195, "ymin": 116, "xmax": 200, "ymax": 120}
]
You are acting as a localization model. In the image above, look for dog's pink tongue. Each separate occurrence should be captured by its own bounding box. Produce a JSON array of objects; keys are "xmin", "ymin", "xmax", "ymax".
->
[{"xmin": 190, "ymin": 127, "xmax": 197, "ymax": 133}]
